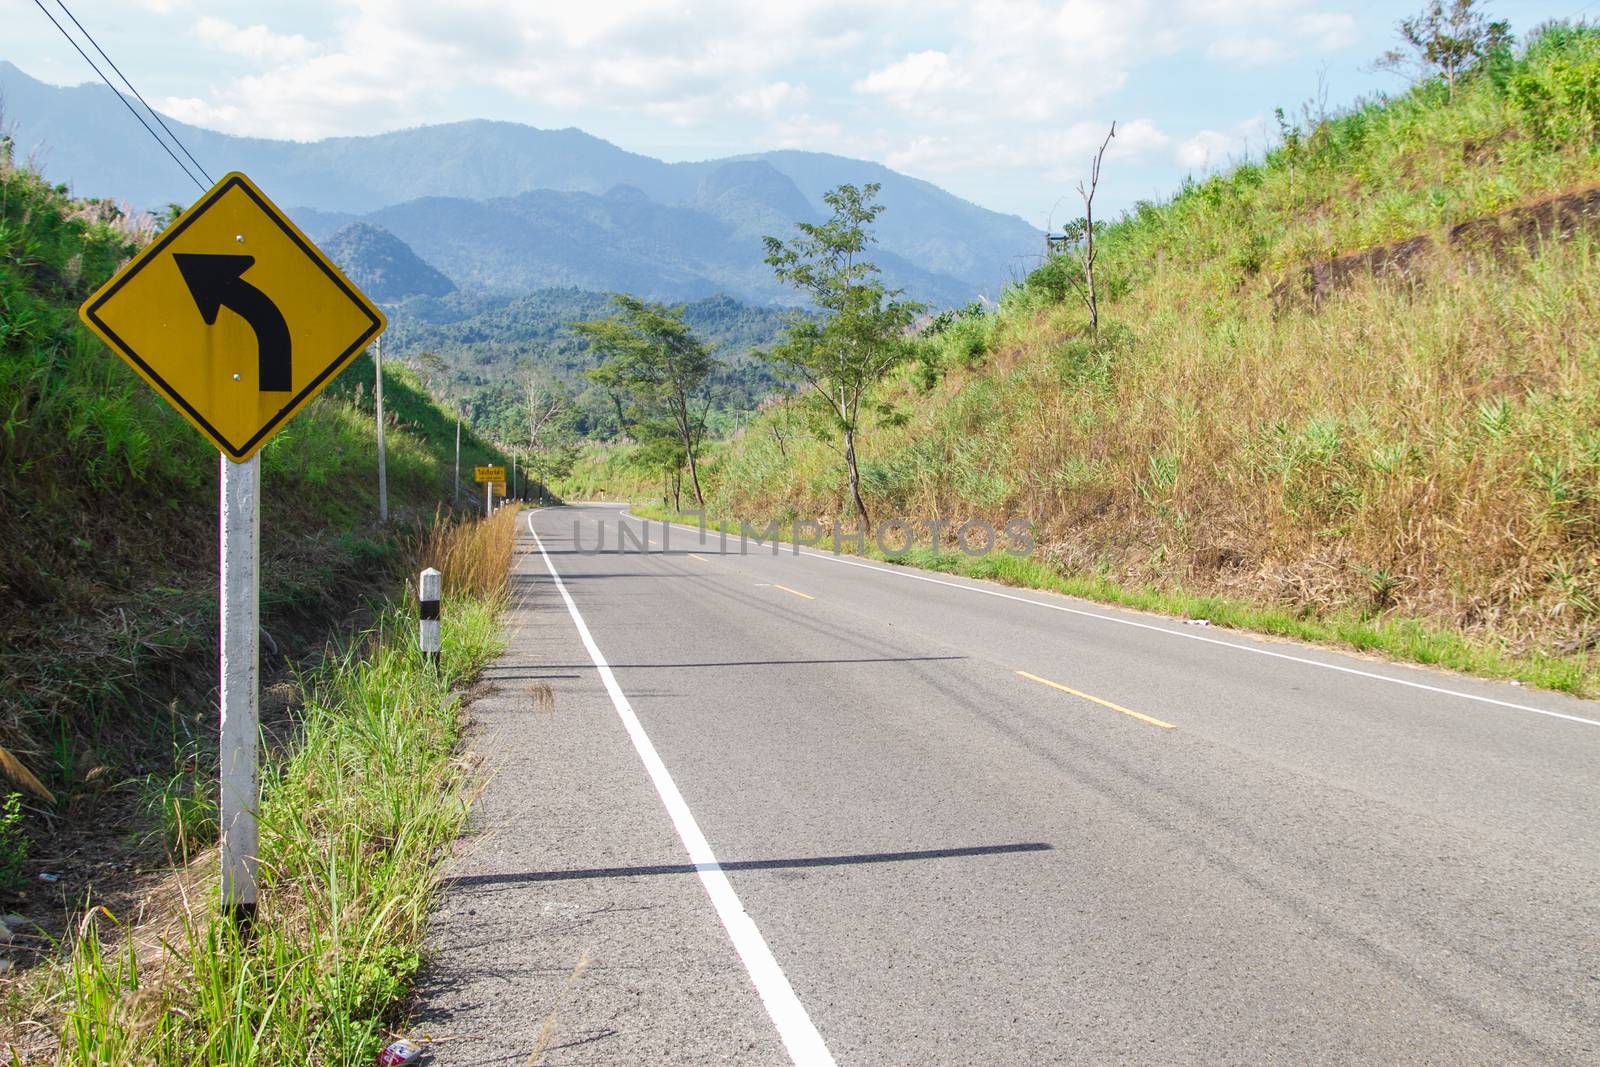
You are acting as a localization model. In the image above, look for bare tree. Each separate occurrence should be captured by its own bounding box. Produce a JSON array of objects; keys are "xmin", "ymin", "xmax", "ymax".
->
[
  {"xmin": 523, "ymin": 380, "xmax": 581, "ymax": 503},
  {"xmin": 1077, "ymin": 122, "xmax": 1115, "ymax": 344},
  {"xmin": 525, "ymin": 380, "xmax": 569, "ymax": 445}
]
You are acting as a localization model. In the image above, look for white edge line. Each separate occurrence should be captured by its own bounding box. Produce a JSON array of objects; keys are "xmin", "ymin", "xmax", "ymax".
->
[
  {"xmin": 621, "ymin": 510, "xmax": 1600, "ymax": 730},
  {"xmin": 526, "ymin": 511, "xmax": 837, "ymax": 1066}
]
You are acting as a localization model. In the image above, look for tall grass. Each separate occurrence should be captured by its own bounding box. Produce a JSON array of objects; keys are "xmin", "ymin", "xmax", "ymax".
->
[
  {"xmin": 43, "ymin": 506, "xmax": 519, "ymax": 1064},
  {"xmin": 677, "ymin": 23, "xmax": 1600, "ymax": 694},
  {"xmin": 412, "ymin": 504, "xmax": 521, "ymax": 601}
]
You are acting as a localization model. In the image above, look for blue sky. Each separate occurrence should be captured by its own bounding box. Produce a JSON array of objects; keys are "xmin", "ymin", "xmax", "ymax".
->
[{"xmin": 10, "ymin": 0, "xmax": 1588, "ymax": 225}]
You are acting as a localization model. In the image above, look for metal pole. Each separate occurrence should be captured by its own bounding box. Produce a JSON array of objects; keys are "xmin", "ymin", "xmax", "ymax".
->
[
  {"xmin": 485, "ymin": 479, "xmax": 491, "ymax": 515},
  {"xmin": 512, "ymin": 451, "xmax": 517, "ymax": 502},
  {"xmin": 219, "ymin": 453, "xmax": 260, "ymax": 920},
  {"xmin": 375, "ymin": 335, "xmax": 388, "ymax": 524},
  {"xmin": 454, "ymin": 407, "xmax": 461, "ymax": 506}
]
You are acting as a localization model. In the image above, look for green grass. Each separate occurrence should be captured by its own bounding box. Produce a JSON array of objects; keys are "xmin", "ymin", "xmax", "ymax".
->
[
  {"xmin": 666, "ymin": 21, "xmax": 1600, "ymax": 696},
  {"xmin": 55, "ymin": 593, "xmax": 503, "ymax": 1064},
  {"xmin": 0, "ymin": 151, "xmax": 510, "ymax": 807}
]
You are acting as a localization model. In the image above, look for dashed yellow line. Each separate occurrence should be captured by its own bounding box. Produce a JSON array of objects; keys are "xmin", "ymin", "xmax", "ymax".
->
[
  {"xmin": 773, "ymin": 584, "xmax": 815, "ymax": 601},
  {"xmin": 1015, "ymin": 671, "xmax": 1176, "ymax": 730}
]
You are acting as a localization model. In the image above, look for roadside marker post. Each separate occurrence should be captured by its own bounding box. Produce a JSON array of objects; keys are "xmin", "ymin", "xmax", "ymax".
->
[
  {"xmin": 419, "ymin": 567, "xmax": 442, "ymax": 667},
  {"xmin": 77, "ymin": 171, "xmax": 385, "ymax": 919}
]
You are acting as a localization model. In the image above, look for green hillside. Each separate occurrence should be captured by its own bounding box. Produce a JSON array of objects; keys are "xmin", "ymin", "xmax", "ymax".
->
[
  {"xmin": 0, "ymin": 148, "xmax": 507, "ymax": 822},
  {"xmin": 321, "ymin": 221, "xmax": 456, "ymax": 302},
  {"xmin": 672, "ymin": 20, "xmax": 1600, "ymax": 692}
]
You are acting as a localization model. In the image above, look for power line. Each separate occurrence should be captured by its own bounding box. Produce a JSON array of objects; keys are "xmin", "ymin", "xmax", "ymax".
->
[
  {"xmin": 51, "ymin": 0, "xmax": 214, "ymax": 186},
  {"xmin": 28, "ymin": 0, "xmax": 207, "ymax": 193}
]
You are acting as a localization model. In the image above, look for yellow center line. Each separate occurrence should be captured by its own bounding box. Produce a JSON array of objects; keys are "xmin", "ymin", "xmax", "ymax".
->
[
  {"xmin": 1015, "ymin": 670, "xmax": 1177, "ymax": 730},
  {"xmin": 773, "ymin": 584, "xmax": 815, "ymax": 601},
  {"xmin": 688, "ymin": 553, "xmax": 710, "ymax": 562}
]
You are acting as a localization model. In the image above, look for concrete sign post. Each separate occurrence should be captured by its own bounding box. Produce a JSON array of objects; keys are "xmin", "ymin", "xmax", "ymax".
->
[
  {"xmin": 375, "ymin": 333, "xmax": 388, "ymax": 524},
  {"xmin": 218, "ymin": 453, "xmax": 261, "ymax": 917},
  {"xmin": 77, "ymin": 171, "xmax": 386, "ymax": 918}
]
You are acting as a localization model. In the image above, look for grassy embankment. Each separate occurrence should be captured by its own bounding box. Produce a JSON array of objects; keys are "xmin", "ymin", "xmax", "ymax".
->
[
  {"xmin": 0, "ymin": 150, "xmax": 507, "ymax": 851},
  {"xmin": 629, "ymin": 25, "xmax": 1600, "ymax": 695},
  {"xmin": 0, "ymin": 149, "xmax": 518, "ymax": 1053},
  {"xmin": 40, "ymin": 504, "xmax": 519, "ymax": 1064}
]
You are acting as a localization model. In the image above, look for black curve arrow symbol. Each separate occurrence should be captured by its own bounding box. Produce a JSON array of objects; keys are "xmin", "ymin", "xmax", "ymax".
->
[{"xmin": 173, "ymin": 253, "xmax": 292, "ymax": 392}]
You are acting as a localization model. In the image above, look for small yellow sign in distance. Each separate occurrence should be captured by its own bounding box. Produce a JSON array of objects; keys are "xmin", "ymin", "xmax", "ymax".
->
[
  {"xmin": 78, "ymin": 172, "xmax": 385, "ymax": 461},
  {"xmin": 474, "ymin": 465, "xmax": 506, "ymax": 484}
]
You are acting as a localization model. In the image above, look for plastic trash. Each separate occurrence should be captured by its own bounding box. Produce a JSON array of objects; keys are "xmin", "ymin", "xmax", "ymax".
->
[
  {"xmin": 36, "ymin": 872, "xmax": 58, "ymax": 883},
  {"xmin": 377, "ymin": 1038, "xmax": 423, "ymax": 1066},
  {"xmin": 1185, "ymin": 619, "xmax": 1211, "ymax": 627}
]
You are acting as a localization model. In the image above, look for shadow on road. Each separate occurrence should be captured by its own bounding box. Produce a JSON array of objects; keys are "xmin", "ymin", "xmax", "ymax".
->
[
  {"xmin": 449, "ymin": 842, "xmax": 1054, "ymax": 888},
  {"xmin": 481, "ymin": 654, "xmax": 967, "ymax": 673}
]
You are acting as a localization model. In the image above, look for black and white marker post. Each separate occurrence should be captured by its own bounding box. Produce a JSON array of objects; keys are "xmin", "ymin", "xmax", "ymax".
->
[
  {"xmin": 219, "ymin": 453, "xmax": 260, "ymax": 921},
  {"xmin": 420, "ymin": 567, "xmax": 442, "ymax": 667}
]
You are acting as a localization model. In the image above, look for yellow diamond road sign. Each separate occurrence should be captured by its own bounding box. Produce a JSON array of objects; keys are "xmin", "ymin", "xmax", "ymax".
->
[{"xmin": 79, "ymin": 172, "xmax": 386, "ymax": 461}]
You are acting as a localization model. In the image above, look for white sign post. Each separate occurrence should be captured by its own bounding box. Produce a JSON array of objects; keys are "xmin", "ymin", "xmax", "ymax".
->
[
  {"xmin": 375, "ymin": 334, "xmax": 388, "ymax": 524},
  {"xmin": 219, "ymin": 453, "xmax": 261, "ymax": 920}
]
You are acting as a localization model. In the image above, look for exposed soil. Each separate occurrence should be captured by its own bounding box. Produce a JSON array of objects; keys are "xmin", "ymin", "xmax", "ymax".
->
[{"xmin": 1272, "ymin": 185, "xmax": 1600, "ymax": 307}]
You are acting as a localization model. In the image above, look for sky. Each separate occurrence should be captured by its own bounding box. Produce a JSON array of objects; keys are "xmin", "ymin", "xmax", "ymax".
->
[{"xmin": 9, "ymin": 0, "xmax": 1589, "ymax": 226}]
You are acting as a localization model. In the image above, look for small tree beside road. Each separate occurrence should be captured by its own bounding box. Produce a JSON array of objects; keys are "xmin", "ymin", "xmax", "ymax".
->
[
  {"xmin": 573, "ymin": 295, "xmax": 716, "ymax": 508},
  {"xmin": 763, "ymin": 183, "xmax": 924, "ymax": 529}
]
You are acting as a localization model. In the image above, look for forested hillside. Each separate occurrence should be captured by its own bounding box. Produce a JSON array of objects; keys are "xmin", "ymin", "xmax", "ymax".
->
[
  {"xmin": 660, "ymin": 20, "xmax": 1600, "ymax": 693},
  {"xmin": 384, "ymin": 288, "xmax": 794, "ymax": 442},
  {"xmin": 322, "ymin": 221, "xmax": 456, "ymax": 302},
  {"xmin": 290, "ymin": 179, "xmax": 978, "ymax": 307}
]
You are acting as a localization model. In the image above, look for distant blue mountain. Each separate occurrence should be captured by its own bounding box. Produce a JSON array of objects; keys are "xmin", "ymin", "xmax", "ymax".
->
[{"xmin": 0, "ymin": 60, "xmax": 1038, "ymax": 308}]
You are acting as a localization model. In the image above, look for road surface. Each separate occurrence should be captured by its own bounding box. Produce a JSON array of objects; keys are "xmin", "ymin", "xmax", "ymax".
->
[{"xmin": 414, "ymin": 503, "xmax": 1600, "ymax": 1065}]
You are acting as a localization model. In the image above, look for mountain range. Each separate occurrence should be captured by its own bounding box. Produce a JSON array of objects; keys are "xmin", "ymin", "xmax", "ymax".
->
[{"xmin": 0, "ymin": 61, "xmax": 1039, "ymax": 309}]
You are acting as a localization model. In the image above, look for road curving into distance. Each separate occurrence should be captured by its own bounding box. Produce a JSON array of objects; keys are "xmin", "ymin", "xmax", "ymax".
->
[{"xmin": 416, "ymin": 503, "xmax": 1599, "ymax": 1066}]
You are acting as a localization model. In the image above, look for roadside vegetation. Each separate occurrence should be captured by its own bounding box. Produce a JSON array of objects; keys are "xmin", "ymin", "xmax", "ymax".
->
[
  {"xmin": 35, "ymin": 505, "xmax": 518, "ymax": 1064},
  {"xmin": 0, "ymin": 141, "xmax": 513, "ymax": 1049},
  {"xmin": 621, "ymin": 14, "xmax": 1600, "ymax": 694}
]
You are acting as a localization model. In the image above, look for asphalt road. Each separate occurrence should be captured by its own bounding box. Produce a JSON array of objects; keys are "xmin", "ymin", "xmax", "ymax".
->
[{"xmin": 415, "ymin": 503, "xmax": 1600, "ymax": 1065}]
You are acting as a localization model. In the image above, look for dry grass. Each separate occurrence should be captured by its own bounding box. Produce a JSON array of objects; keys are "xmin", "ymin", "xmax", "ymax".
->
[
  {"xmin": 411, "ymin": 505, "xmax": 521, "ymax": 603},
  {"xmin": 692, "ymin": 31, "xmax": 1600, "ymax": 692}
]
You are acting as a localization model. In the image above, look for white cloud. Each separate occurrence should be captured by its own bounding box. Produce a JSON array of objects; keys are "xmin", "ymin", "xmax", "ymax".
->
[
  {"xmin": 854, "ymin": 51, "xmax": 965, "ymax": 107},
  {"xmin": 74, "ymin": 0, "xmax": 1376, "ymax": 219},
  {"xmin": 1295, "ymin": 12, "xmax": 1358, "ymax": 49},
  {"xmin": 1176, "ymin": 115, "xmax": 1270, "ymax": 171},
  {"xmin": 192, "ymin": 16, "xmax": 316, "ymax": 66},
  {"xmin": 733, "ymin": 82, "xmax": 812, "ymax": 120},
  {"xmin": 1206, "ymin": 35, "xmax": 1291, "ymax": 66}
]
